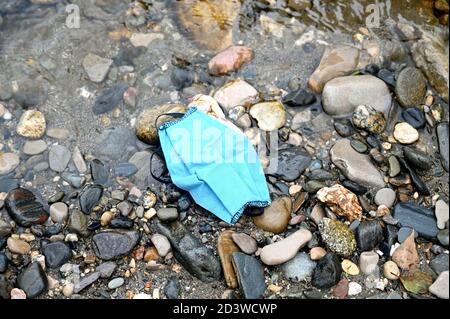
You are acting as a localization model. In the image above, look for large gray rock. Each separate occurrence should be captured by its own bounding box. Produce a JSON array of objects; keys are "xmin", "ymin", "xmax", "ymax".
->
[
  {"xmin": 330, "ymin": 139, "xmax": 385, "ymax": 189},
  {"xmin": 49, "ymin": 145, "xmax": 71, "ymax": 173},
  {"xmin": 395, "ymin": 67, "xmax": 427, "ymax": 107},
  {"xmin": 154, "ymin": 220, "xmax": 221, "ymax": 283},
  {"xmin": 282, "ymin": 252, "xmax": 316, "ymax": 281},
  {"xmin": 94, "ymin": 127, "xmax": 136, "ymax": 161},
  {"xmin": 232, "ymin": 252, "xmax": 265, "ymax": 299},
  {"xmin": 92, "ymin": 230, "xmax": 140, "ymax": 260},
  {"xmin": 322, "ymin": 75, "xmax": 392, "ymax": 117}
]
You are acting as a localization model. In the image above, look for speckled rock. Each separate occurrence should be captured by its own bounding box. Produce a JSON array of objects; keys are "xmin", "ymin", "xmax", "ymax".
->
[
  {"xmin": 282, "ymin": 252, "xmax": 316, "ymax": 281},
  {"xmin": 317, "ymin": 184, "xmax": 362, "ymax": 222},
  {"xmin": 16, "ymin": 110, "xmax": 46, "ymax": 139},
  {"xmin": 395, "ymin": 67, "xmax": 427, "ymax": 107},
  {"xmin": 352, "ymin": 105, "xmax": 386, "ymax": 134},
  {"xmin": 319, "ymin": 218, "xmax": 357, "ymax": 257}
]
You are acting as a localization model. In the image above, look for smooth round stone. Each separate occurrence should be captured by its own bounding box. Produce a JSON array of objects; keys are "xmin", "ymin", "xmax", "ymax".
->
[
  {"xmin": 50, "ymin": 202, "xmax": 69, "ymax": 224},
  {"xmin": 310, "ymin": 247, "xmax": 327, "ymax": 261},
  {"xmin": 282, "ymin": 88, "xmax": 316, "ymax": 107},
  {"xmin": 351, "ymin": 139, "xmax": 368, "ymax": 153},
  {"xmin": 150, "ymin": 234, "xmax": 171, "ymax": 257},
  {"xmin": 62, "ymin": 283, "xmax": 74, "ymax": 297},
  {"xmin": 110, "ymin": 217, "xmax": 134, "ymax": 229},
  {"xmin": 282, "ymin": 252, "xmax": 316, "ymax": 281},
  {"xmin": 117, "ymin": 201, "xmax": 133, "ymax": 216},
  {"xmin": 342, "ymin": 259, "xmax": 360, "ymax": 276},
  {"xmin": 249, "ymin": 101, "xmax": 286, "ymax": 131},
  {"xmin": 5, "ymin": 188, "xmax": 49, "ymax": 227},
  {"xmin": 23, "ymin": 140, "xmax": 47, "ymax": 155},
  {"xmin": 388, "ymin": 156, "xmax": 401, "ymax": 177},
  {"xmin": 397, "ymin": 227, "xmax": 418, "ymax": 243},
  {"xmin": 0, "ymin": 153, "xmax": 20, "ymax": 175},
  {"xmin": 90, "ymin": 159, "xmax": 109, "ymax": 185},
  {"xmin": 164, "ymin": 277, "xmax": 180, "ymax": 299},
  {"xmin": 79, "ymin": 185, "xmax": 103, "ymax": 214},
  {"xmin": 403, "ymin": 147, "xmax": 432, "ymax": 170},
  {"xmin": 43, "ymin": 241, "xmax": 72, "ymax": 268},
  {"xmin": 311, "ymin": 253, "xmax": 342, "ymax": 289},
  {"xmin": 231, "ymin": 232, "xmax": 258, "ymax": 255},
  {"xmin": 394, "ymin": 122, "xmax": 419, "ymax": 144},
  {"xmin": 49, "ymin": 145, "xmax": 71, "ymax": 172},
  {"xmin": 92, "ymin": 230, "xmax": 140, "ymax": 260},
  {"xmin": 108, "ymin": 277, "xmax": 125, "ymax": 290},
  {"xmin": 157, "ymin": 208, "xmax": 179, "ymax": 223},
  {"xmin": 348, "ymin": 282, "xmax": 362, "ymax": 296},
  {"xmin": 402, "ymin": 108, "xmax": 425, "ymax": 129},
  {"xmin": 252, "ymin": 197, "xmax": 291, "ymax": 234},
  {"xmin": 334, "ymin": 120, "xmax": 355, "ymax": 137},
  {"xmin": 114, "ymin": 163, "xmax": 138, "ymax": 177},
  {"xmin": 435, "ymin": 200, "xmax": 449, "ymax": 230},
  {"xmin": 375, "ymin": 188, "xmax": 396, "ymax": 208},
  {"xmin": 395, "ymin": 67, "xmax": 426, "ymax": 107},
  {"xmin": 383, "ymin": 261, "xmax": 400, "ymax": 280},
  {"xmin": 10, "ymin": 288, "xmax": 27, "ymax": 300}
]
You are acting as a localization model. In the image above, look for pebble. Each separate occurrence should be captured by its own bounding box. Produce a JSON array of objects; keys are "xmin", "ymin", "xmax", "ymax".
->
[
  {"xmin": 49, "ymin": 145, "xmax": 71, "ymax": 172},
  {"xmin": 374, "ymin": 188, "xmax": 396, "ymax": 208},
  {"xmin": 348, "ymin": 282, "xmax": 362, "ymax": 296},
  {"xmin": 92, "ymin": 84, "xmax": 128, "ymax": 115},
  {"xmin": 310, "ymin": 247, "xmax": 327, "ymax": 261},
  {"xmin": 388, "ymin": 156, "xmax": 401, "ymax": 178},
  {"xmin": 108, "ymin": 277, "xmax": 125, "ymax": 290},
  {"xmin": 437, "ymin": 123, "xmax": 449, "ymax": 172},
  {"xmin": 10, "ymin": 288, "xmax": 27, "ymax": 299},
  {"xmin": 438, "ymin": 229, "xmax": 449, "ymax": 247},
  {"xmin": 74, "ymin": 272, "xmax": 100, "ymax": 294},
  {"xmin": 23, "ymin": 140, "xmax": 47, "ymax": 155},
  {"xmin": 0, "ymin": 153, "xmax": 20, "ymax": 176},
  {"xmin": 232, "ymin": 252, "xmax": 265, "ymax": 299},
  {"xmin": 157, "ymin": 208, "xmax": 179, "ymax": 223},
  {"xmin": 341, "ymin": 259, "xmax": 360, "ymax": 276},
  {"xmin": 403, "ymin": 147, "xmax": 432, "ymax": 171},
  {"xmin": 402, "ymin": 108, "xmax": 426, "ymax": 129},
  {"xmin": 392, "ymin": 233, "xmax": 419, "ymax": 270},
  {"xmin": 95, "ymin": 127, "xmax": 136, "ymax": 160},
  {"xmin": 282, "ymin": 88, "xmax": 316, "ymax": 107},
  {"xmin": 218, "ymin": 230, "xmax": 240, "ymax": 289},
  {"xmin": 394, "ymin": 122, "xmax": 419, "ymax": 145},
  {"xmin": 130, "ymin": 32, "xmax": 164, "ymax": 47},
  {"xmin": 208, "ymin": 46, "xmax": 253, "ymax": 76},
  {"xmin": 317, "ymin": 184, "xmax": 362, "ymax": 222},
  {"xmin": 430, "ymin": 254, "xmax": 448, "ymax": 275},
  {"xmin": 429, "ymin": 271, "xmax": 449, "ymax": 299},
  {"xmin": 274, "ymin": 148, "xmax": 312, "ymax": 182},
  {"xmin": 332, "ymin": 278, "xmax": 349, "ymax": 299},
  {"xmin": 92, "ymin": 230, "xmax": 140, "ymax": 260},
  {"xmin": 109, "ymin": 216, "xmax": 134, "ymax": 229},
  {"xmin": 17, "ymin": 262, "xmax": 48, "ymax": 298},
  {"xmin": 79, "ymin": 185, "xmax": 103, "ymax": 214},
  {"xmin": 231, "ymin": 232, "xmax": 258, "ymax": 255},
  {"xmin": 282, "ymin": 252, "xmax": 316, "ymax": 281},
  {"xmin": 350, "ymin": 139, "xmax": 368, "ymax": 153},
  {"xmin": 43, "ymin": 241, "xmax": 72, "ymax": 268},
  {"xmin": 7, "ymin": 237, "xmax": 31, "ymax": 255},
  {"xmin": 151, "ymin": 234, "xmax": 171, "ymax": 257},
  {"xmin": 331, "ymin": 139, "xmax": 385, "ymax": 189},
  {"xmin": 82, "ymin": 53, "xmax": 113, "ymax": 83},
  {"xmin": 322, "ymin": 75, "xmax": 392, "ymax": 117},
  {"xmin": 62, "ymin": 283, "xmax": 74, "ymax": 297},
  {"xmin": 359, "ymin": 251, "xmax": 379, "ymax": 275},
  {"xmin": 395, "ymin": 67, "xmax": 427, "ymax": 107},
  {"xmin": 155, "ymin": 220, "xmax": 221, "ymax": 282},
  {"xmin": 114, "ymin": 163, "xmax": 138, "ymax": 177},
  {"xmin": 352, "ymin": 105, "xmax": 386, "ymax": 135},
  {"xmin": 50, "ymin": 202, "xmax": 68, "ymax": 224},
  {"xmin": 383, "ymin": 261, "xmax": 400, "ymax": 280},
  {"xmin": 46, "ymin": 128, "xmax": 69, "ymax": 140},
  {"xmin": 213, "ymin": 79, "xmax": 259, "ymax": 113},
  {"xmin": 68, "ymin": 210, "xmax": 90, "ymax": 237},
  {"xmin": 308, "ymin": 45, "xmax": 360, "ymax": 94},
  {"xmin": 90, "ymin": 159, "xmax": 109, "ymax": 185},
  {"xmin": 249, "ymin": 101, "xmax": 286, "ymax": 131},
  {"xmin": 164, "ymin": 277, "xmax": 180, "ymax": 299},
  {"xmin": 16, "ymin": 110, "xmax": 46, "ymax": 139},
  {"xmin": 310, "ymin": 204, "xmax": 326, "ymax": 225},
  {"xmin": 355, "ymin": 220, "xmax": 384, "ymax": 252},
  {"xmin": 0, "ymin": 220, "xmax": 11, "ymax": 238},
  {"xmin": 334, "ymin": 119, "xmax": 355, "ymax": 137},
  {"xmin": 311, "ymin": 253, "xmax": 342, "ymax": 289},
  {"xmin": 252, "ymin": 197, "xmax": 291, "ymax": 234},
  {"xmin": 319, "ymin": 218, "xmax": 356, "ymax": 257},
  {"xmin": 393, "ymin": 202, "xmax": 439, "ymax": 240},
  {"xmin": 259, "ymin": 229, "xmax": 312, "ymax": 266}
]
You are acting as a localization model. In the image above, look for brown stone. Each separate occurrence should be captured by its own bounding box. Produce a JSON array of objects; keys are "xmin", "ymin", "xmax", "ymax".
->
[
  {"xmin": 332, "ymin": 278, "xmax": 349, "ymax": 299},
  {"xmin": 310, "ymin": 247, "xmax": 327, "ymax": 261},
  {"xmin": 317, "ymin": 184, "xmax": 362, "ymax": 222},
  {"xmin": 218, "ymin": 230, "xmax": 240, "ymax": 289},
  {"xmin": 252, "ymin": 197, "xmax": 292, "ymax": 234},
  {"xmin": 392, "ymin": 233, "xmax": 420, "ymax": 270},
  {"xmin": 144, "ymin": 247, "xmax": 161, "ymax": 262},
  {"xmin": 7, "ymin": 237, "xmax": 31, "ymax": 255},
  {"xmin": 208, "ymin": 46, "xmax": 253, "ymax": 76}
]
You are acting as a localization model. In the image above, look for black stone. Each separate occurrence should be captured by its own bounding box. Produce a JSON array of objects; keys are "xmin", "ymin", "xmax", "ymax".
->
[
  {"xmin": 92, "ymin": 84, "xmax": 128, "ymax": 115},
  {"xmin": 114, "ymin": 163, "xmax": 138, "ymax": 177},
  {"xmin": 399, "ymin": 158, "xmax": 430, "ymax": 195},
  {"xmin": 42, "ymin": 242, "xmax": 72, "ymax": 269},
  {"xmin": 311, "ymin": 253, "xmax": 342, "ymax": 289},
  {"xmin": 282, "ymin": 88, "xmax": 316, "ymax": 107},
  {"xmin": 377, "ymin": 68, "xmax": 396, "ymax": 88},
  {"xmin": 365, "ymin": 64, "xmax": 380, "ymax": 76},
  {"xmin": 110, "ymin": 217, "xmax": 134, "ymax": 229},
  {"xmin": 392, "ymin": 202, "xmax": 439, "ymax": 240},
  {"xmin": 92, "ymin": 230, "xmax": 140, "ymax": 260},
  {"xmin": 232, "ymin": 252, "xmax": 265, "ymax": 299},
  {"xmin": 334, "ymin": 120, "xmax": 355, "ymax": 137},
  {"xmin": 171, "ymin": 68, "xmax": 193, "ymax": 90},
  {"xmin": 306, "ymin": 169, "xmax": 337, "ymax": 181},
  {"xmin": 0, "ymin": 254, "xmax": 8, "ymax": 273},
  {"xmin": 403, "ymin": 147, "xmax": 432, "ymax": 171},
  {"xmin": 164, "ymin": 277, "xmax": 180, "ymax": 299},
  {"xmin": 275, "ymin": 148, "xmax": 312, "ymax": 182},
  {"xmin": 154, "ymin": 220, "xmax": 221, "ymax": 283},
  {"xmin": 5, "ymin": 188, "xmax": 49, "ymax": 227},
  {"xmin": 30, "ymin": 225, "xmax": 45, "ymax": 237},
  {"xmin": 88, "ymin": 221, "xmax": 102, "ymax": 231},
  {"xmin": 90, "ymin": 159, "xmax": 110, "ymax": 185},
  {"xmin": 355, "ymin": 220, "xmax": 384, "ymax": 251},
  {"xmin": 17, "ymin": 262, "xmax": 48, "ymax": 299},
  {"xmin": 437, "ymin": 123, "xmax": 449, "ymax": 172},
  {"xmin": 177, "ymin": 196, "xmax": 191, "ymax": 212},
  {"xmin": 401, "ymin": 108, "xmax": 425, "ymax": 129},
  {"xmin": 342, "ymin": 180, "xmax": 368, "ymax": 195},
  {"xmin": 79, "ymin": 185, "xmax": 103, "ymax": 214},
  {"xmin": 366, "ymin": 135, "xmax": 381, "ymax": 149},
  {"xmin": 44, "ymin": 223, "xmax": 64, "ymax": 237},
  {"xmin": 384, "ymin": 225, "xmax": 399, "ymax": 247}
]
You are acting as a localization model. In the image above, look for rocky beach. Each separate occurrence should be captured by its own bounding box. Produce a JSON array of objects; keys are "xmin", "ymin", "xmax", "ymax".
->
[{"xmin": 0, "ymin": 0, "xmax": 449, "ymax": 300}]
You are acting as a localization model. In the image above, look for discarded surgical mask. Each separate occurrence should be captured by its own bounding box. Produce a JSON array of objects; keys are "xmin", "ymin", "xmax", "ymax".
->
[{"xmin": 158, "ymin": 107, "xmax": 271, "ymax": 224}]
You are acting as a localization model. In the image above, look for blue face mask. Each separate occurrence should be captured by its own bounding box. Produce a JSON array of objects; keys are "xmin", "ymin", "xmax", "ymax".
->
[{"xmin": 157, "ymin": 107, "xmax": 271, "ymax": 224}]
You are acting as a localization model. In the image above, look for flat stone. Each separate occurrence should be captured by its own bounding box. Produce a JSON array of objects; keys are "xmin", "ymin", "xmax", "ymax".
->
[
  {"xmin": 23, "ymin": 140, "xmax": 47, "ymax": 155},
  {"xmin": 208, "ymin": 46, "xmax": 253, "ymax": 76},
  {"xmin": 282, "ymin": 88, "xmax": 316, "ymax": 107},
  {"xmin": 375, "ymin": 188, "xmax": 396, "ymax": 208},
  {"xmin": 154, "ymin": 220, "xmax": 221, "ymax": 282},
  {"xmin": 114, "ymin": 162, "xmax": 138, "ymax": 177},
  {"xmin": 7, "ymin": 237, "xmax": 31, "ymax": 255},
  {"xmin": 82, "ymin": 53, "xmax": 113, "ymax": 83},
  {"xmin": 0, "ymin": 153, "xmax": 20, "ymax": 176},
  {"xmin": 249, "ymin": 101, "xmax": 286, "ymax": 131},
  {"xmin": 43, "ymin": 242, "xmax": 72, "ymax": 268},
  {"xmin": 17, "ymin": 262, "xmax": 48, "ymax": 299},
  {"xmin": 322, "ymin": 75, "xmax": 392, "ymax": 117},
  {"xmin": 311, "ymin": 253, "xmax": 342, "ymax": 289},
  {"xmin": 402, "ymin": 108, "xmax": 426, "ymax": 129},
  {"xmin": 282, "ymin": 252, "xmax": 316, "ymax": 281},
  {"xmin": 90, "ymin": 159, "xmax": 109, "ymax": 185},
  {"xmin": 96, "ymin": 262, "xmax": 117, "ymax": 279},
  {"xmin": 213, "ymin": 79, "xmax": 259, "ymax": 113},
  {"xmin": 16, "ymin": 110, "xmax": 46, "ymax": 139},
  {"xmin": 428, "ymin": 271, "xmax": 449, "ymax": 299},
  {"xmin": 72, "ymin": 146, "xmax": 88, "ymax": 173},
  {"xmin": 252, "ymin": 197, "xmax": 291, "ymax": 234},
  {"xmin": 403, "ymin": 147, "xmax": 432, "ymax": 171},
  {"xmin": 341, "ymin": 259, "xmax": 360, "ymax": 276},
  {"xmin": 395, "ymin": 67, "xmax": 427, "ymax": 107},
  {"xmin": 79, "ymin": 184, "xmax": 103, "ymax": 214},
  {"xmin": 231, "ymin": 232, "xmax": 258, "ymax": 255},
  {"xmin": 94, "ymin": 127, "xmax": 136, "ymax": 160},
  {"xmin": 393, "ymin": 202, "xmax": 439, "ymax": 240},
  {"xmin": 73, "ymin": 272, "xmax": 100, "ymax": 294},
  {"xmin": 394, "ymin": 122, "xmax": 419, "ymax": 144},
  {"xmin": 331, "ymin": 139, "xmax": 385, "ymax": 189},
  {"xmin": 68, "ymin": 210, "xmax": 89, "ymax": 237},
  {"xmin": 151, "ymin": 234, "xmax": 171, "ymax": 257},
  {"xmin": 260, "ymin": 229, "xmax": 312, "ymax": 266},
  {"xmin": 319, "ymin": 218, "xmax": 356, "ymax": 257},
  {"xmin": 397, "ymin": 227, "xmax": 418, "ymax": 243},
  {"xmin": 157, "ymin": 208, "xmax": 179, "ymax": 223},
  {"xmin": 130, "ymin": 32, "xmax": 164, "ymax": 47},
  {"xmin": 5, "ymin": 188, "xmax": 49, "ymax": 227},
  {"xmin": 274, "ymin": 148, "xmax": 312, "ymax": 182},
  {"xmin": 48, "ymin": 145, "xmax": 71, "ymax": 172},
  {"xmin": 308, "ymin": 45, "xmax": 360, "ymax": 94},
  {"xmin": 108, "ymin": 277, "xmax": 125, "ymax": 290},
  {"xmin": 392, "ymin": 233, "xmax": 419, "ymax": 271},
  {"xmin": 218, "ymin": 230, "xmax": 240, "ymax": 289},
  {"xmin": 49, "ymin": 202, "xmax": 68, "ymax": 224},
  {"xmin": 430, "ymin": 254, "xmax": 449, "ymax": 275},
  {"xmin": 232, "ymin": 252, "xmax": 265, "ymax": 299},
  {"xmin": 93, "ymin": 84, "xmax": 128, "ymax": 115},
  {"xmin": 46, "ymin": 128, "xmax": 70, "ymax": 140},
  {"xmin": 92, "ymin": 230, "xmax": 140, "ymax": 260}
]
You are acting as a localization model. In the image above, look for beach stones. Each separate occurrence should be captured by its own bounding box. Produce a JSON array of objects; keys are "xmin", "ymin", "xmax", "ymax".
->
[
  {"xmin": 231, "ymin": 232, "xmax": 258, "ymax": 255},
  {"xmin": 42, "ymin": 242, "xmax": 72, "ymax": 268},
  {"xmin": 317, "ymin": 184, "xmax": 362, "ymax": 222},
  {"xmin": 79, "ymin": 185, "xmax": 103, "ymax": 214},
  {"xmin": 394, "ymin": 122, "xmax": 419, "ymax": 144},
  {"xmin": 282, "ymin": 252, "xmax": 316, "ymax": 281},
  {"xmin": 92, "ymin": 230, "xmax": 140, "ymax": 261},
  {"xmin": 82, "ymin": 53, "xmax": 113, "ymax": 83},
  {"xmin": 213, "ymin": 79, "xmax": 259, "ymax": 113},
  {"xmin": 208, "ymin": 46, "xmax": 253, "ymax": 76},
  {"xmin": 0, "ymin": 153, "xmax": 20, "ymax": 176},
  {"xmin": 5, "ymin": 188, "xmax": 49, "ymax": 227},
  {"xmin": 16, "ymin": 110, "xmax": 46, "ymax": 139},
  {"xmin": 17, "ymin": 262, "xmax": 48, "ymax": 299},
  {"xmin": 319, "ymin": 218, "xmax": 356, "ymax": 257},
  {"xmin": 311, "ymin": 253, "xmax": 342, "ymax": 289},
  {"xmin": 232, "ymin": 252, "xmax": 265, "ymax": 299},
  {"xmin": 395, "ymin": 67, "xmax": 426, "ymax": 107},
  {"xmin": 249, "ymin": 101, "xmax": 286, "ymax": 131},
  {"xmin": 392, "ymin": 233, "xmax": 419, "ymax": 271},
  {"xmin": 352, "ymin": 105, "xmax": 386, "ymax": 134},
  {"xmin": 393, "ymin": 202, "xmax": 439, "ymax": 240},
  {"xmin": 253, "ymin": 197, "xmax": 291, "ymax": 234}
]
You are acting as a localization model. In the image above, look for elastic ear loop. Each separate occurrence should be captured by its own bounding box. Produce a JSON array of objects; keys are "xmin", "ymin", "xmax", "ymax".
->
[{"xmin": 149, "ymin": 112, "xmax": 186, "ymax": 184}]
